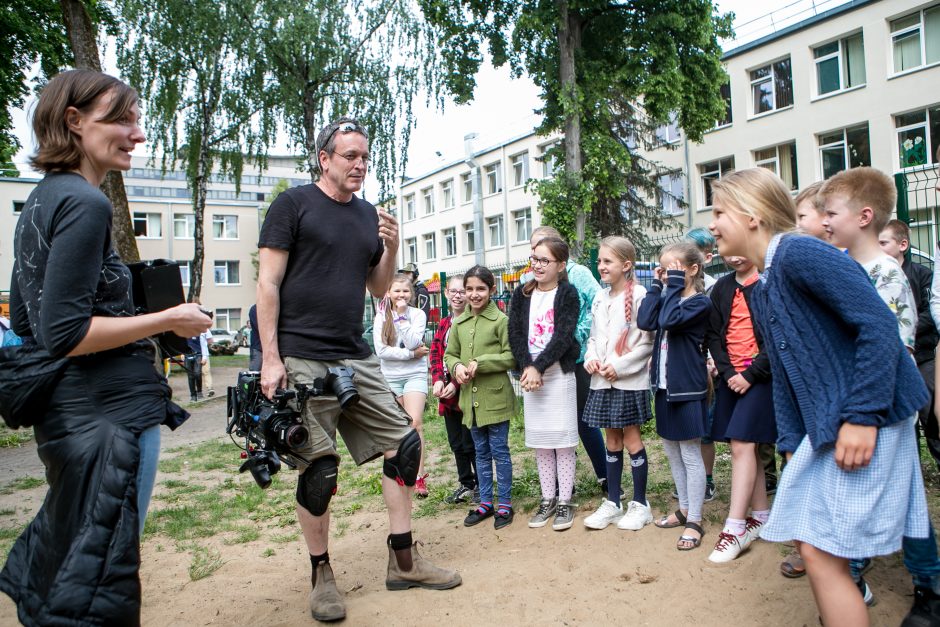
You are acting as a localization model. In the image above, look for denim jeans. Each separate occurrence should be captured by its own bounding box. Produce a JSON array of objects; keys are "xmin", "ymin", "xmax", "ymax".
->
[
  {"xmin": 471, "ymin": 421, "xmax": 512, "ymax": 505},
  {"xmin": 136, "ymin": 425, "xmax": 161, "ymax": 536}
]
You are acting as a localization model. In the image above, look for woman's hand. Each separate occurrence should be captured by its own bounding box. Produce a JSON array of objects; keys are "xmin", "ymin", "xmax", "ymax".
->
[
  {"xmin": 727, "ymin": 373, "xmax": 751, "ymax": 395},
  {"xmin": 432, "ymin": 381, "xmax": 444, "ymax": 398},
  {"xmin": 454, "ymin": 364, "xmax": 470, "ymax": 385},
  {"xmin": 835, "ymin": 423, "xmax": 877, "ymax": 471},
  {"xmin": 165, "ymin": 303, "xmax": 213, "ymax": 338},
  {"xmin": 584, "ymin": 359, "xmax": 601, "ymax": 374}
]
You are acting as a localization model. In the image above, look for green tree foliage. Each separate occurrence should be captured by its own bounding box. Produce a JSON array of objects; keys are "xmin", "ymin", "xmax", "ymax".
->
[
  {"xmin": 117, "ymin": 0, "xmax": 278, "ymax": 301},
  {"xmin": 422, "ymin": 0, "xmax": 733, "ymax": 257},
  {"xmin": 243, "ymin": 0, "xmax": 446, "ymax": 198},
  {"xmin": 0, "ymin": 0, "xmax": 71, "ymax": 177}
]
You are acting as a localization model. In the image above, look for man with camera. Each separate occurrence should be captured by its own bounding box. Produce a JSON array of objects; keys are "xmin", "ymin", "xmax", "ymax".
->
[{"xmin": 257, "ymin": 118, "xmax": 461, "ymax": 622}]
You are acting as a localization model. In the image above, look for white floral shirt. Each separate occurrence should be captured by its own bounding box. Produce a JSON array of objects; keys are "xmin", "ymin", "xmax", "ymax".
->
[{"xmin": 862, "ymin": 253, "xmax": 916, "ymax": 351}]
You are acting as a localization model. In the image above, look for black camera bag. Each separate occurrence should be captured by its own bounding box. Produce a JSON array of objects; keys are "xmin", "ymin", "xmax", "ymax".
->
[{"xmin": 0, "ymin": 341, "xmax": 68, "ymax": 429}]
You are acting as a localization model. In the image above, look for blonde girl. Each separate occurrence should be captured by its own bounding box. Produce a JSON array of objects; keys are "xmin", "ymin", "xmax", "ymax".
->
[
  {"xmin": 374, "ymin": 273, "xmax": 430, "ymax": 497},
  {"xmin": 637, "ymin": 242, "xmax": 711, "ymax": 551},
  {"xmin": 581, "ymin": 236, "xmax": 656, "ymax": 531},
  {"xmin": 708, "ymin": 167, "xmax": 929, "ymax": 627}
]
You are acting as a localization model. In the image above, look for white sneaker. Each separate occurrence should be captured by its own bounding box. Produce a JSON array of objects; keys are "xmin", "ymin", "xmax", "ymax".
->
[
  {"xmin": 744, "ymin": 517, "xmax": 763, "ymax": 544},
  {"xmin": 617, "ymin": 501, "xmax": 653, "ymax": 530},
  {"xmin": 583, "ymin": 499, "xmax": 623, "ymax": 530},
  {"xmin": 708, "ymin": 531, "xmax": 753, "ymax": 563}
]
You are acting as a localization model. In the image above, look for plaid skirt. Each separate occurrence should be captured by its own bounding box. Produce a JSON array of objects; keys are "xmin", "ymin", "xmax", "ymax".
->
[
  {"xmin": 583, "ymin": 388, "xmax": 652, "ymax": 428},
  {"xmin": 761, "ymin": 416, "xmax": 929, "ymax": 559}
]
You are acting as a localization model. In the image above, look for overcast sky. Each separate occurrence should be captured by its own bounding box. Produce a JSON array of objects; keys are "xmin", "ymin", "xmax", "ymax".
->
[{"xmin": 10, "ymin": 0, "xmax": 850, "ymax": 190}]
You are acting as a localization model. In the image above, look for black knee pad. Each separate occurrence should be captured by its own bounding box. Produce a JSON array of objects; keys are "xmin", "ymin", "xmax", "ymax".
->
[
  {"xmin": 383, "ymin": 429, "xmax": 422, "ymax": 487},
  {"xmin": 296, "ymin": 457, "xmax": 338, "ymax": 516}
]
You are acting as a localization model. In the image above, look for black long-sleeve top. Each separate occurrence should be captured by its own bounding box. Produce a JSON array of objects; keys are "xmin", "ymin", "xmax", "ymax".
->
[{"xmin": 704, "ymin": 272, "xmax": 771, "ymax": 385}]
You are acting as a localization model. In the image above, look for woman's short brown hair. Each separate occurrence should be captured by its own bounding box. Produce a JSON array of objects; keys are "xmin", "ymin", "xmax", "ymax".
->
[{"xmin": 30, "ymin": 69, "xmax": 138, "ymax": 173}]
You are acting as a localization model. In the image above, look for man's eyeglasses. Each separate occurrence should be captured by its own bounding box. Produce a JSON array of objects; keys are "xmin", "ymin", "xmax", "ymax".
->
[
  {"xmin": 319, "ymin": 121, "xmax": 364, "ymax": 154},
  {"xmin": 529, "ymin": 255, "xmax": 558, "ymax": 268}
]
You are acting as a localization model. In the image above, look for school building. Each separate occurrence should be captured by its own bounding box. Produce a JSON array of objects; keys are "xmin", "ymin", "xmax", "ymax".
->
[{"xmin": 0, "ymin": 156, "xmax": 307, "ymax": 329}]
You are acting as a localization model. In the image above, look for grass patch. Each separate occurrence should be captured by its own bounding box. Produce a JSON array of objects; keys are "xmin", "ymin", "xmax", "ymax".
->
[
  {"xmin": 188, "ymin": 546, "xmax": 225, "ymax": 581},
  {"xmin": 0, "ymin": 508, "xmax": 15, "ymax": 516},
  {"xmin": 0, "ymin": 425, "xmax": 33, "ymax": 448},
  {"xmin": 224, "ymin": 527, "xmax": 261, "ymax": 545},
  {"xmin": 0, "ymin": 476, "xmax": 45, "ymax": 495}
]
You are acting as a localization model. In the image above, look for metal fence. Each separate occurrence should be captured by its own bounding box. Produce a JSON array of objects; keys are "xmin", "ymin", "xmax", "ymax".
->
[{"xmin": 897, "ymin": 167, "xmax": 940, "ymax": 270}]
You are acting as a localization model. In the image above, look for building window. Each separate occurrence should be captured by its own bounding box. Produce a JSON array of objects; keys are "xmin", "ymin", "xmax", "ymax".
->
[
  {"xmin": 754, "ymin": 142, "xmax": 799, "ymax": 191},
  {"xmin": 891, "ymin": 6, "xmax": 940, "ymax": 74},
  {"xmin": 133, "ymin": 212, "xmax": 162, "ymax": 238},
  {"xmin": 464, "ymin": 222, "xmax": 477, "ymax": 253},
  {"xmin": 655, "ymin": 112, "xmax": 681, "ymax": 144},
  {"xmin": 513, "ymin": 208, "xmax": 532, "ymax": 242},
  {"xmin": 895, "ymin": 106, "xmax": 940, "ymax": 169},
  {"xmin": 484, "ymin": 162, "xmax": 500, "ymax": 195},
  {"xmin": 213, "ymin": 260, "xmax": 240, "ymax": 285},
  {"xmin": 658, "ymin": 172, "xmax": 685, "ymax": 216},
  {"xmin": 405, "ymin": 237, "xmax": 418, "ymax": 263},
  {"xmin": 405, "ymin": 194, "xmax": 416, "ymax": 221},
  {"xmin": 443, "ymin": 227, "xmax": 457, "ymax": 257},
  {"xmin": 716, "ymin": 81, "xmax": 732, "ymax": 128},
  {"xmin": 818, "ymin": 125, "xmax": 871, "ymax": 179},
  {"xmin": 177, "ymin": 260, "xmax": 192, "ymax": 286},
  {"xmin": 12, "ymin": 201, "xmax": 25, "ymax": 215},
  {"xmin": 814, "ymin": 33, "xmax": 865, "ymax": 96},
  {"xmin": 423, "ymin": 232, "xmax": 436, "ymax": 260},
  {"xmin": 510, "ymin": 152, "xmax": 529, "ymax": 187},
  {"xmin": 215, "ymin": 308, "xmax": 241, "ymax": 333},
  {"xmin": 539, "ymin": 141, "xmax": 561, "ymax": 178},
  {"xmin": 699, "ymin": 157, "xmax": 735, "ymax": 208},
  {"xmin": 173, "ymin": 213, "xmax": 195, "ymax": 239},
  {"xmin": 421, "ymin": 187, "xmax": 434, "ymax": 215},
  {"xmin": 487, "ymin": 215, "xmax": 504, "ymax": 247},
  {"xmin": 212, "ymin": 214, "xmax": 238, "ymax": 239},
  {"xmin": 441, "ymin": 179, "xmax": 454, "ymax": 209},
  {"xmin": 749, "ymin": 58, "xmax": 793, "ymax": 115},
  {"xmin": 461, "ymin": 173, "xmax": 472, "ymax": 203}
]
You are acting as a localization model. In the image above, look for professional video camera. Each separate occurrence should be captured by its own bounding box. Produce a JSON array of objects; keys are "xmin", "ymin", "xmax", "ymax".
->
[{"xmin": 226, "ymin": 367, "xmax": 359, "ymax": 488}]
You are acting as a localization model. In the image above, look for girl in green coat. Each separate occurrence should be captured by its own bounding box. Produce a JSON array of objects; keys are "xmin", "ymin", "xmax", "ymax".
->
[{"xmin": 445, "ymin": 265, "xmax": 517, "ymax": 530}]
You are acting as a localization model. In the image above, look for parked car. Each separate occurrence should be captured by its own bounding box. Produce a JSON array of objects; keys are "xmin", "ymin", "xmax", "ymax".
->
[{"xmin": 207, "ymin": 328, "xmax": 239, "ymax": 356}]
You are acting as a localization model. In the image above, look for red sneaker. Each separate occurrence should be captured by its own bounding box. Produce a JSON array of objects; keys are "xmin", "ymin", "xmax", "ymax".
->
[{"xmin": 414, "ymin": 475, "xmax": 429, "ymax": 499}]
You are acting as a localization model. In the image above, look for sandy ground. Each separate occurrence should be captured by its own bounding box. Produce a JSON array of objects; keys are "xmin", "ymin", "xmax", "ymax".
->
[{"xmin": 0, "ymin": 363, "xmax": 925, "ymax": 625}]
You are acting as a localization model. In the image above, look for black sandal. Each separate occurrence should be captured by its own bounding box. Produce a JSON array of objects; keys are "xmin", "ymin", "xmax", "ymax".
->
[
  {"xmin": 677, "ymin": 522, "xmax": 704, "ymax": 551},
  {"xmin": 654, "ymin": 509, "xmax": 687, "ymax": 529}
]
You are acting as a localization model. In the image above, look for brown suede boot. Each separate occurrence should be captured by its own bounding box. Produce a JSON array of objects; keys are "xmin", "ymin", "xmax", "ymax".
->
[
  {"xmin": 309, "ymin": 562, "xmax": 346, "ymax": 622},
  {"xmin": 385, "ymin": 541, "xmax": 462, "ymax": 591}
]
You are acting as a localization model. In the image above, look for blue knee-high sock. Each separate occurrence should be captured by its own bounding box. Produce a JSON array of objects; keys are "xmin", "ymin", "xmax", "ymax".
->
[
  {"xmin": 605, "ymin": 449, "xmax": 623, "ymax": 505},
  {"xmin": 630, "ymin": 448, "xmax": 649, "ymax": 504}
]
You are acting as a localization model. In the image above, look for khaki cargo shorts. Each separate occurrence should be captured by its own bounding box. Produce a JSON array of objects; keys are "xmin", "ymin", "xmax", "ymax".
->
[{"xmin": 284, "ymin": 354, "xmax": 413, "ymax": 470}]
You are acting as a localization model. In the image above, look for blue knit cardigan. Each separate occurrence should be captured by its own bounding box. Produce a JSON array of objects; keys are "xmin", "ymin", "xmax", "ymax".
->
[{"xmin": 751, "ymin": 234, "xmax": 928, "ymax": 453}]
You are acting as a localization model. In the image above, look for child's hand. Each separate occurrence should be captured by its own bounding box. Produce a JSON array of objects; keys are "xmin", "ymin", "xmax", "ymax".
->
[
  {"xmin": 835, "ymin": 423, "xmax": 877, "ymax": 471},
  {"xmin": 432, "ymin": 381, "xmax": 444, "ymax": 398},
  {"xmin": 707, "ymin": 358, "xmax": 718, "ymax": 378},
  {"xmin": 413, "ymin": 344, "xmax": 429, "ymax": 358},
  {"xmin": 584, "ymin": 360, "xmax": 601, "ymax": 374},
  {"xmin": 599, "ymin": 363, "xmax": 618, "ymax": 382},
  {"xmin": 654, "ymin": 266, "xmax": 666, "ymax": 282},
  {"xmin": 454, "ymin": 364, "xmax": 470, "ymax": 384},
  {"xmin": 668, "ymin": 259, "xmax": 684, "ymax": 273},
  {"xmin": 521, "ymin": 366, "xmax": 542, "ymax": 392},
  {"xmin": 466, "ymin": 360, "xmax": 478, "ymax": 378},
  {"xmin": 441, "ymin": 383, "xmax": 457, "ymax": 399},
  {"xmin": 727, "ymin": 374, "xmax": 751, "ymax": 395}
]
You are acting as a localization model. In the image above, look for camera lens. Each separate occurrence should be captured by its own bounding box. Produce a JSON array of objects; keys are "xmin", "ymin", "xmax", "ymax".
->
[
  {"xmin": 284, "ymin": 424, "xmax": 309, "ymax": 448},
  {"xmin": 336, "ymin": 388, "xmax": 359, "ymax": 409}
]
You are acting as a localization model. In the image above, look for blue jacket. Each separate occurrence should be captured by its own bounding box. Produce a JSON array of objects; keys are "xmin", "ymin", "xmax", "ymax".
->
[
  {"xmin": 752, "ymin": 234, "xmax": 929, "ymax": 453},
  {"xmin": 637, "ymin": 270, "xmax": 710, "ymax": 402}
]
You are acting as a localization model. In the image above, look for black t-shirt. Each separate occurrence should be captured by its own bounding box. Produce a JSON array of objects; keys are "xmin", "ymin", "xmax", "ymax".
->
[{"xmin": 258, "ymin": 184, "xmax": 383, "ymax": 360}]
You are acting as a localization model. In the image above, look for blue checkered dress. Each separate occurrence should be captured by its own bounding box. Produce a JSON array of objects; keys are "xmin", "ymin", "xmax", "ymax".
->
[{"xmin": 761, "ymin": 416, "xmax": 929, "ymax": 559}]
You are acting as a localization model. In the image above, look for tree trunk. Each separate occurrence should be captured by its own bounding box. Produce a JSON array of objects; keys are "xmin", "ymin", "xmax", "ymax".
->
[
  {"xmin": 60, "ymin": 0, "xmax": 140, "ymax": 263},
  {"xmin": 188, "ymin": 112, "xmax": 212, "ymax": 304},
  {"xmin": 557, "ymin": 0, "xmax": 584, "ymax": 257},
  {"xmin": 302, "ymin": 89, "xmax": 319, "ymax": 182}
]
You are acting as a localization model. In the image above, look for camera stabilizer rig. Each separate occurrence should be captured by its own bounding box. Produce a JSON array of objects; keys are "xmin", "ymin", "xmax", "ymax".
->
[{"xmin": 226, "ymin": 368, "xmax": 359, "ymax": 488}]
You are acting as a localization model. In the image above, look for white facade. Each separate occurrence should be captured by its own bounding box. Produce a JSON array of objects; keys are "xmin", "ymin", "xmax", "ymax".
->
[
  {"xmin": 1, "ymin": 156, "xmax": 308, "ymax": 329},
  {"xmin": 393, "ymin": 131, "xmax": 561, "ymax": 287},
  {"xmin": 647, "ymin": 0, "xmax": 940, "ymax": 231}
]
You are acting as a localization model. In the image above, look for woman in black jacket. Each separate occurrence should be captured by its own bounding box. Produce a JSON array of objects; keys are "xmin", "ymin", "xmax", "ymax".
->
[
  {"xmin": 1, "ymin": 70, "xmax": 211, "ymax": 626},
  {"xmin": 509, "ymin": 236, "xmax": 582, "ymax": 531}
]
